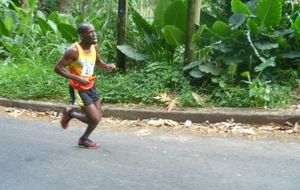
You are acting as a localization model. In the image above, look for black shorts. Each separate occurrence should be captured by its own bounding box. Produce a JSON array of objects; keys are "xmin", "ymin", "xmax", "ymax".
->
[{"xmin": 70, "ymin": 85, "xmax": 101, "ymax": 107}]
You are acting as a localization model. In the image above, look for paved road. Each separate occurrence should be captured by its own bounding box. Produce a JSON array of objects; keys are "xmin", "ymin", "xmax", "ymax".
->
[{"xmin": 0, "ymin": 116, "xmax": 300, "ymax": 190}]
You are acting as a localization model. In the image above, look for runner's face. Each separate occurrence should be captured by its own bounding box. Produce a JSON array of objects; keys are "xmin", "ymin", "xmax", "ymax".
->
[{"xmin": 82, "ymin": 25, "xmax": 97, "ymax": 44}]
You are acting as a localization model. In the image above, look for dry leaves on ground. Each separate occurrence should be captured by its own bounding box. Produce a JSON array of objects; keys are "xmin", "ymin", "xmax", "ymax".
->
[
  {"xmin": 154, "ymin": 93, "xmax": 180, "ymax": 111},
  {"xmin": 4, "ymin": 107, "xmax": 60, "ymax": 120},
  {"xmin": 2, "ymin": 107, "xmax": 299, "ymax": 137},
  {"xmin": 103, "ymin": 117, "xmax": 299, "ymax": 137}
]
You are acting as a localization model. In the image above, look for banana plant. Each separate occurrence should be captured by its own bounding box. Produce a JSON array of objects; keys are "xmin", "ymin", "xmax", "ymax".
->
[
  {"xmin": 0, "ymin": 0, "xmax": 77, "ymax": 64},
  {"xmin": 184, "ymin": 0, "xmax": 297, "ymax": 88},
  {"xmin": 118, "ymin": 0, "xmax": 187, "ymax": 62},
  {"xmin": 182, "ymin": 0, "xmax": 300, "ymax": 108}
]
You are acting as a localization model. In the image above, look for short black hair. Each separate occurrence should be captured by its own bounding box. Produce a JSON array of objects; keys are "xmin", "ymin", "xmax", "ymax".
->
[{"xmin": 77, "ymin": 22, "xmax": 92, "ymax": 34}]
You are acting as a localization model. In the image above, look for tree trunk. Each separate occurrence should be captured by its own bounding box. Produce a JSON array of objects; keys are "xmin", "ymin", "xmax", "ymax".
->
[
  {"xmin": 116, "ymin": 0, "xmax": 128, "ymax": 72},
  {"xmin": 184, "ymin": 0, "xmax": 201, "ymax": 66}
]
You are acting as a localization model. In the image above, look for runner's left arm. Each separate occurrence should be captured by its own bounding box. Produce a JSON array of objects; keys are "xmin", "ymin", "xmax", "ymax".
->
[{"xmin": 95, "ymin": 45, "xmax": 116, "ymax": 72}]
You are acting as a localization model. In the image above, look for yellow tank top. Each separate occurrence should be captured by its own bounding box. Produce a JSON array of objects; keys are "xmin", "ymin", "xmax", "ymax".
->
[{"xmin": 69, "ymin": 42, "xmax": 97, "ymax": 90}]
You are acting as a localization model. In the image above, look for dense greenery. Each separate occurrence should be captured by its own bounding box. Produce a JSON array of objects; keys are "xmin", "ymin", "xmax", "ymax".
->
[{"xmin": 0, "ymin": 0, "xmax": 299, "ymax": 108}]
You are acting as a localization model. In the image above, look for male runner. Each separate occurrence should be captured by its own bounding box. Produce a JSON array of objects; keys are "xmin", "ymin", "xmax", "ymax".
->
[{"xmin": 54, "ymin": 22, "xmax": 116, "ymax": 148}]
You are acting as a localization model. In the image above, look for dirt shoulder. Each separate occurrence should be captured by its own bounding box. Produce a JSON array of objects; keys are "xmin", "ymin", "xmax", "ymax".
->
[
  {"xmin": 1, "ymin": 97, "xmax": 300, "ymax": 125},
  {"xmin": 1, "ymin": 105, "xmax": 299, "ymax": 143}
]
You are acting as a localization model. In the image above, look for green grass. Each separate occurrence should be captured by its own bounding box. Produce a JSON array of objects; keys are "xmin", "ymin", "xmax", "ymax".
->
[
  {"xmin": 207, "ymin": 85, "xmax": 294, "ymax": 108},
  {"xmin": 0, "ymin": 0, "xmax": 298, "ymax": 109},
  {"xmin": 0, "ymin": 61, "xmax": 192, "ymax": 106},
  {"xmin": 0, "ymin": 61, "xmax": 298, "ymax": 108},
  {"xmin": 0, "ymin": 63, "xmax": 68, "ymax": 101}
]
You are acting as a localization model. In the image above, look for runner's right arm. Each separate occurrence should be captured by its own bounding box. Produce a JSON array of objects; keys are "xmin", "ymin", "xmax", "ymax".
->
[{"xmin": 54, "ymin": 46, "xmax": 89, "ymax": 85}]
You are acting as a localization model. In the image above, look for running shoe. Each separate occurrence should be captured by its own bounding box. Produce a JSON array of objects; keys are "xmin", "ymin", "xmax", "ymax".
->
[
  {"xmin": 60, "ymin": 107, "xmax": 73, "ymax": 129},
  {"xmin": 78, "ymin": 138, "xmax": 100, "ymax": 149}
]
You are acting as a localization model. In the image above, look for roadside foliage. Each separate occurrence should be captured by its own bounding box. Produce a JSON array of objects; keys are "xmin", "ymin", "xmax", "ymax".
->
[
  {"xmin": 0, "ymin": 0, "xmax": 299, "ymax": 108},
  {"xmin": 119, "ymin": 0, "xmax": 300, "ymax": 108}
]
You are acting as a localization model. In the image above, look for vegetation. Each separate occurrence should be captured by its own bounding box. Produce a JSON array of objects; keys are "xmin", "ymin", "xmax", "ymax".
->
[{"xmin": 0, "ymin": 0, "xmax": 299, "ymax": 109}]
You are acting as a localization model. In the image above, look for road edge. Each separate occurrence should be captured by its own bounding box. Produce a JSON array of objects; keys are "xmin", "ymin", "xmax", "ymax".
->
[{"xmin": 0, "ymin": 97, "xmax": 299, "ymax": 125}]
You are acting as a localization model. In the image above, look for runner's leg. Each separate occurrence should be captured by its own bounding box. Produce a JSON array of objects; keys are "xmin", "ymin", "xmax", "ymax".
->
[{"xmin": 81, "ymin": 100, "xmax": 102, "ymax": 138}]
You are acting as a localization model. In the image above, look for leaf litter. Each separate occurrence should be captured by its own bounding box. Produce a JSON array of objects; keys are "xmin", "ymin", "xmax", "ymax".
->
[{"xmin": 1, "ymin": 106, "xmax": 299, "ymax": 141}]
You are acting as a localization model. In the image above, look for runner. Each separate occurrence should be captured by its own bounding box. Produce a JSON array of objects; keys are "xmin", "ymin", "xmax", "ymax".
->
[{"xmin": 54, "ymin": 22, "xmax": 116, "ymax": 148}]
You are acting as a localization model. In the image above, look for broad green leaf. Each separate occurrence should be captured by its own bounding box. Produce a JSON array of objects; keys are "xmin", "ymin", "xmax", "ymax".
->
[
  {"xmin": 8, "ymin": 4, "xmax": 32, "ymax": 35},
  {"xmin": 273, "ymin": 29, "xmax": 293, "ymax": 37},
  {"xmin": 4, "ymin": 11, "xmax": 16, "ymax": 34},
  {"xmin": 212, "ymin": 77, "xmax": 226, "ymax": 88},
  {"xmin": 132, "ymin": 9, "xmax": 156, "ymax": 40},
  {"xmin": 163, "ymin": 25, "xmax": 185, "ymax": 46},
  {"xmin": 189, "ymin": 69, "xmax": 204, "ymax": 79},
  {"xmin": 246, "ymin": 0, "xmax": 260, "ymax": 9},
  {"xmin": 192, "ymin": 25, "xmax": 207, "ymax": 42},
  {"xmin": 67, "ymin": 15, "xmax": 76, "ymax": 28},
  {"xmin": 18, "ymin": 14, "xmax": 33, "ymax": 34},
  {"xmin": 48, "ymin": 20, "xmax": 58, "ymax": 32},
  {"xmin": 57, "ymin": 23, "xmax": 77, "ymax": 43},
  {"xmin": 293, "ymin": 16, "xmax": 300, "ymax": 28},
  {"xmin": 228, "ymin": 63, "xmax": 238, "ymax": 76},
  {"xmin": 277, "ymin": 36, "xmax": 288, "ymax": 49},
  {"xmin": 241, "ymin": 71, "xmax": 250, "ymax": 78},
  {"xmin": 214, "ymin": 43, "xmax": 233, "ymax": 53},
  {"xmin": 255, "ymin": 0, "xmax": 282, "ymax": 28},
  {"xmin": 231, "ymin": 0, "xmax": 252, "ymax": 15},
  {"xmin": 247, "ymin": 19, "xmax": 260, "ymax": 34},
  {"xmin": 36, "ymin": 10, "xmax": 46, "ymax": 21},
  {"xmin": 117, "ymin": 45, "xmax": 150, "ymax": 61},
  {"xmin": 8, "ymin": 0, "xmax": 22, "ymax": 16},
  {"xmin": 254, "ymin": 57, "xmax": 276, "ymax": 72},
  {"xmin": 48, "ymin": 11, "xmax": 74, "ymax": 26},
  {"xmin": 9, "ymin": 2, "xmax": 31, "ymax": 34},
  {"xmin": 249, "ymin": 88, "xmax": 257, "ymax": 97},
  {"xmin": 164, "ymin": 1, "xmax": 187, "ymax": 32},
  {"xmin": 0, "ymin": 19, "xmax": 9, "ymax": 36},
  {"xmin": 292, "ymin": 16, "xmax": 300, "ymax": 41},
  {"xmin": 28, "ymin": 0, "xmax": 39, "ymax": 10},
  {"xmin": 153, "ymin": 0, "xmax": 170, "ymax": 29},
  {"xmin": 183, "ymin": 60, "xmax": 202, "ymax": 71},
  {"xmin": 146, "ymin": 61, "xmax": 169, "ymax": 72},
  {"xmin": 229, "ymin": 13, "xmax": 248, "ymax": 29},
  {"xmin": 200, "ymin": 11, "xmax": 216, "ymax": 27},
  {"xmin": 254, "ymin": 42, "xmax": 278, "ymax": 50},
  {"xmin": 48, "ymin": 11, "xmax": 61, "ymax": 23},
  {"xmin": 14, "ymin": 35, "xmax": 24, "ymax": 45},
  {"xmin": 36, "ymin": 10, "xmax": 54, "ymax": 34},
  {"xmin": 199, "ymin": 63, "xmax": 220, "ymax": 76},
  {"xmin": 281, "ymin": 52, "xmax": 300, "ymax": 59},
  {"xmin": 212, "ymin": 21, "xmax": 232, "ymax": 37},
  {"xmin": 0, "ymin": 36, "xmax": 23, "ymax": 57},
  {"xmin": 224, "ymin": 58, "xmax": 243, "ymax": 66},
  {"xmin": 37, "ymin": 17, "xmax": 54, "ymax": 34}
]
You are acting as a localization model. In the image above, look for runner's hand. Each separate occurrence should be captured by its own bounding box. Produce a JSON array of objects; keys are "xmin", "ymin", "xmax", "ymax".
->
[
  {"xmin": 106, "ymin": 64, "xmax": 116, "ymax": 72},
  {"xmin": 78, "ymin": 77, "xmax": 90, "ymax": 85}
]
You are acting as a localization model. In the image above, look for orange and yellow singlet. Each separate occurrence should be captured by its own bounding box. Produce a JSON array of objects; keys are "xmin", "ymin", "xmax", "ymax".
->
[{"xmin": 69, "ymin": 43, "xmax": 96, "ymax": 90}]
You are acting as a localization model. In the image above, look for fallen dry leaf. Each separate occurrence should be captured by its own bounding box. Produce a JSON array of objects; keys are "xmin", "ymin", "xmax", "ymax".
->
[
  {"xmin": 154, "ymin": 93, "xmax": 172, "ymax": 102},
  {"xmin": 1, "ymin": 106, "xmax": 299, "ymax": 139},
  {"xmin": 167, "ymin": 101, "xmax": 177, "ymax": 112},
  {"xmin": 192, "ymin": 92, "xmax": 205, "ymax": 106},
  {"xmin": 135, "ymin": 129, "xmax": 151, "ymax": 136},
  {"xmin": 155, "ymin": 93, "xmax": 180, "ymax": 111},
  {"xmin": 184, "ymin": 120, "xmax": 192, "ymax": 128}
]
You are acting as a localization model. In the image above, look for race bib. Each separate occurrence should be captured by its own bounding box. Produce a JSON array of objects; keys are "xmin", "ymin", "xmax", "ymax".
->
[{"xmin": 80, "ymin": 59, "xmax": 95, "ymax": 76}]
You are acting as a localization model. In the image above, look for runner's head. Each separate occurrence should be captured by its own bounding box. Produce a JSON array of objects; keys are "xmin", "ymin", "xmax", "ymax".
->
[{"xmin": 78, "ymin": 22, "xmax": 97, "ymax": 45}]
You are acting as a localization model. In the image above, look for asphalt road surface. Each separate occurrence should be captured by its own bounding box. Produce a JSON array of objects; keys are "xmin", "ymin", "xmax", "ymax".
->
[{"xmin": 0, "ymin": 116, "xmax": 300, "ymax": 190}]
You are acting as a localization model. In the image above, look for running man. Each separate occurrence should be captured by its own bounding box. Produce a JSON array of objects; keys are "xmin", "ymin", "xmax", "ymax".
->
[{"xmin": 54, "ymin": 22, "xmax": 116, "ymax": 148}]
